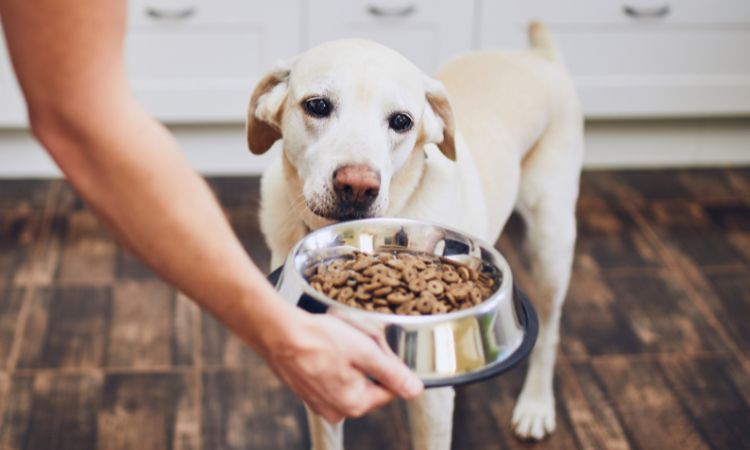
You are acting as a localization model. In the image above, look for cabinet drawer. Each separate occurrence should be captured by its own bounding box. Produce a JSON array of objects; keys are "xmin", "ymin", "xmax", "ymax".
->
[
  {"xmin": 489, "ymin": 0, "xmax": 750, "ymax": 26},
  {"xmin": 307, "ymin": 0, "xmax": 475, "ymax": 73},
  {"xmin": 129, "ymin": 0, "xmax": 268, "ymax": 26},
  {"xmin": 125, "ymin": 0, "xmax": 302, "ymax": 122},
  {"xmin": 479, "ymin": 1, "xmax": 750, "ymax": 117}
]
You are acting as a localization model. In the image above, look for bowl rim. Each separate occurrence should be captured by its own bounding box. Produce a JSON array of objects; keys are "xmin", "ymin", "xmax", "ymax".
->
[{"xmin": 283, "ymin": 217, "xmax": 515, "ymax": 325}]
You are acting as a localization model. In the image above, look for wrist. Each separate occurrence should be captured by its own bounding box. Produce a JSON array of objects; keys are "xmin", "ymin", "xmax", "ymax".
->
[{"xmin": 214, "ymin": 269, "xmax": 307, "ymax": 358}]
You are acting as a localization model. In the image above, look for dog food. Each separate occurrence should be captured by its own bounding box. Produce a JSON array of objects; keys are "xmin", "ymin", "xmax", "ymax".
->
[{"xmin": 305, "ymin": 250, "xmax": 497, "ymax": 315}]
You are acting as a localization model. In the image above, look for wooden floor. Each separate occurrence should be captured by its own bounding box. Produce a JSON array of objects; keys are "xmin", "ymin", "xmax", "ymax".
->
[{"xmin": 0, "ymin": 168, "xmax": 748, "ymax": 450}]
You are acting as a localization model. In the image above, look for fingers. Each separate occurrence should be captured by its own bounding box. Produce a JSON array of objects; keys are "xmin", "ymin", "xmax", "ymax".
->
[
  {"xmin": 305, "ymin": 378, "xmax": 394, "ymax": 423},
  {"xmin": 351, "ymin": 343, "xmax": 424, "ymax": 399}
]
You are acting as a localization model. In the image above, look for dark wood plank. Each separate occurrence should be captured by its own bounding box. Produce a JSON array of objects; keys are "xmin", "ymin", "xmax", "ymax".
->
[
  {"xmin": 345, "ymin": 402, "xmax": 411, "ymax": 450},
  {"xmin": 454, "ymin": 361, "xmax": 581, "ymax": 450},
  {"xmin": 17, "ymin": 286, "xmax": 110, "ymax": 369},
  {"xmin": 677, "ymin": 169, "xmax": 747, "ymax": 202},
  {"xmin": 116, "ymin": 249, "xmax": 157, "ymax": 279},
  {"xmin": 0, "ymin": 210, "xmax": 44, "ymax": 281},
  {"xmin": 642, "ymin": 199, "xmax": 748, "ymax": 267},
  {"xmin": 701, "ymin": 271, "xmax": 750, "ymax": 361},
  {"xmin": 602, "ymin": 272, "xmax": 725, "ymax": 354},
  {"xmin": 106, "ymin": 281, "xmax": 194, "ymax": 368},
  {"xmin": 97, "ymin": 373, "xmax": 199, "ymax": 450},
  {"xmin": 56, "ymin": 210, "xmax": 116, "ymax": 284},
  {"xmin": 0, "ymin": 283, "xmax": 25, "ymax": 369},
  {"xmin": 207, "ymin": 177, "xmax": 262, "ymax": 209},
  {"xmin": 202, "ymin": 368, "xmax": 306, "ymax": 450},
  {"xmin": 560, "ymin": 361, "xmax": 632, "ymax": 450},
  {"xmin": 575, "ymin": 194, "xmax": 663, "ymax": 270},
  {"xmin": 201, "ymin": 311, "xmax": 259, "ymax": 367},
  {"xmin": 225, "ymin": 208, "xmax": 272, "ymax": 274},
  {"xmin": 0, "ymin": 373, "xmax": 101, "ymax": 450},
  {"xmin": 592, "ymin": 356, "xmax": 710, "ymax": 450},
  {"xmin": 561, "ymin": 270, "xmax": 644, "ymax": 357},
  {"xmin": 0, "ymin": 180, "xmax": 52, "ymax": 213},
  {"xmin": 659, "ymin": 355, "xmax": 750, "ymax": 450}
]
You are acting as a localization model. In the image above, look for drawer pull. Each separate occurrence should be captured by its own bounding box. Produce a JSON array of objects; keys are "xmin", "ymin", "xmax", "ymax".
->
[
  {"xmin": 146, "ymin": 6, "xmax": 196, "ymax": 20},
  {"xmin": 367, "ymin": 4, "xmax": 417, "ymax": 18},
  {"xmin": 623, "ymin": 4, "xmax": 670, "ymax": 19}
]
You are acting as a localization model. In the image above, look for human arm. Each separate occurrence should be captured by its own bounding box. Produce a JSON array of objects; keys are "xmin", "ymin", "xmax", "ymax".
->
[{"xmin": 0, "ymin": 0, "xmax": 422, "ymax": 422}]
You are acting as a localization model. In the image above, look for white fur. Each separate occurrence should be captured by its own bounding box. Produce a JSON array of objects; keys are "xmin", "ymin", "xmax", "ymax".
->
[{"xmin": 249, "ymin": 24, "xmax": 583, "ymax": 449}]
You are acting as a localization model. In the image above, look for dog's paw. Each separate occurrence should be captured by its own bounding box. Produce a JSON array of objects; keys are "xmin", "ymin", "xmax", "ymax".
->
[{"xmin": 511, "ymin": 394, "xmax": 556, "ymax": 440}]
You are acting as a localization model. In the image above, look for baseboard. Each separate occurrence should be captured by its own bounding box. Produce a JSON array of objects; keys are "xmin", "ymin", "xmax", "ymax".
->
[{"xmin": 0, "ymin": 118, "xmax": 748, "ymax": 178}]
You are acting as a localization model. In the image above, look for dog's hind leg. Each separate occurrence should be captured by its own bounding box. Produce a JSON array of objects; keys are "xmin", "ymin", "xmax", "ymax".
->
[
  {"xmin": 510, "ymin": 125, "xmax": 582, "ymax": 440},
  {"xmin": 407, "ymin": 387, "xmax": 455, "ymax": 450},
  {"xmin": 305, "ymin": 404, "xmax": 344, "ymax": 450}
]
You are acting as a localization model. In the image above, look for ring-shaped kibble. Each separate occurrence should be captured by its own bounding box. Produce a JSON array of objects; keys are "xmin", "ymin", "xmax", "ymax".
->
[
  {"xmin": 427, "ymin": 280, "xmax": 445, "ymax": 295},
  {"xmin": 408, "ymin": 278, "xmax": 427, "ymax": 292},
  {"xmin": 416, "ymin": 297, "xmax": 433, "ymax": 314},
  {"xmin": 432, "ymin": 303, "xmax": 448, "ymax": 314},
  {"xmin": 328, "ymin": 260, "xmax": 345, "ymax": 271},
  {"xmin": 306, "ymin": 250, "xmax": 496, "ymax": 316},
  {"xmin": 338, "ymin": 287, "xmax": 354, "ymax": 300},
  {"xmin": 470, "ymin": 287, "xmax": 483, "ymax": 305},
  {"xmin": 373, "ymin": 286, "xmax": 393, "ymax": 296},
  {"xmin": 442, "ymin": 271, "xmax": 460, "ymax": 283},
  {"xmin": 388, "ymin": 292, "xmax": 411, "ymax": 305},
  {"xmin": 421, "ymin": 267, "xmax": 438, "ymax": 280}
]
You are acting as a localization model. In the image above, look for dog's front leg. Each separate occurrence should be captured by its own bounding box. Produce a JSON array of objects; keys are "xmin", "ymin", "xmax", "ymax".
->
[
  {"xmin": 407, "ymin": 387, "xmax": 455, "ymax": 450},
  {"xmin": 305, "ymin": 404, "xmax": 344, "ymax": 450}
]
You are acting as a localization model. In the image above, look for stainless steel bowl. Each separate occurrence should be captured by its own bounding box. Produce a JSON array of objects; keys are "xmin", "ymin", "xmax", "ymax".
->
[{"xmin": 270, "ymin": 218, "xmax": 537, "ymax": 387}]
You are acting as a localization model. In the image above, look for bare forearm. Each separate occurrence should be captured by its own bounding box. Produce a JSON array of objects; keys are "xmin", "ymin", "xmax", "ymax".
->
[
  {"xmin": 43, "ymin": 99, "xmax": 292, "ymax": 347},
  {"xmin": 0, "ymin": 0, "xmax": 296, "ymax": 353}
]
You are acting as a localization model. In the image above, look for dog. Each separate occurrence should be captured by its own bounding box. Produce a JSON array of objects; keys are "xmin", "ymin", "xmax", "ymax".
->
[{"xmin": 246, "ymin": 22, "xmax": 583, "ymax": 448}]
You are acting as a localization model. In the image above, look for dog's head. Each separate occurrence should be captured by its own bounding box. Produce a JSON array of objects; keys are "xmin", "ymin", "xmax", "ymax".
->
[{"xmin": 246, "ymin": 39, "xmax": 455, "ymax": 222}]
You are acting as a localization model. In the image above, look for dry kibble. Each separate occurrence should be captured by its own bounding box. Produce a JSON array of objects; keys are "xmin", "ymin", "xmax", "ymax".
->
[
  {"xmin": 427, "ymin": 280, "xmax": 445, "ymax": 295},
  {"xmin": 416, "ymin": 296, "xmax": 434, "ymax": 314},
  {"xmin": 442, "ymin": 271, "xmax": 460, "ymax": 283},
  {"xmin": 305, "ymin": 250, "xmax": 498, "ymax": 315},
  {"xmin": 408, "ymin": 278, "xmax": 427, "ymax": 293}
]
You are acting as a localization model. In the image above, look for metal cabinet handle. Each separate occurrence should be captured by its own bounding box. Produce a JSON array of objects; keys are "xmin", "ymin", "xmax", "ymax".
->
[
  {"xmin": 623, "ymin": 4, "xmax": 670, "ymax": 19},
  {"xmin": 367, "ymin": 4, "xmax": 417, "ymax": 18},
  {"xmin": 146, "ymin": 6, "xmax": 196, "ymax": 20}
]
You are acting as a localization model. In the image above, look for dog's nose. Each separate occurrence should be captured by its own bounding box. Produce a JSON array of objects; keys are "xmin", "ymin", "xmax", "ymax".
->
[{"xmin": 333, "ymin": 165, "xmax": 381, "ymax": 208}]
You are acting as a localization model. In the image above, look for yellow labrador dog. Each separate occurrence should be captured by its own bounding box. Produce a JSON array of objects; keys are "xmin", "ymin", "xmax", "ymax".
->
[{"xmin": 247, "ymin": 22, "xmax": 582, "ymax": 449}]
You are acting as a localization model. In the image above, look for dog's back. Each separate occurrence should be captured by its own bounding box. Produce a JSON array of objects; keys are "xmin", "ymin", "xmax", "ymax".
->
[{"xmin": 434, "ymin": 22, "xmax": 582, "ymax": 240}]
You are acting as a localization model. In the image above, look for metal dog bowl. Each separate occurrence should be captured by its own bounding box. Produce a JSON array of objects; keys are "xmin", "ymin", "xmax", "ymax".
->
[{"xmin": 269, "ymin": 218, "xmax": 537, "ymax": 388}]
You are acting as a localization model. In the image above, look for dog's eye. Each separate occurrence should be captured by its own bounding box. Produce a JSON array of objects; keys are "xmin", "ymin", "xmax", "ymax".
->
[
  {"xmin": 389, "ymin": 113, "xmax": 413, "ymax": 133},
  {"xmin": 303, "ymin": 97, "xmax": 332, "ymax": 118}
]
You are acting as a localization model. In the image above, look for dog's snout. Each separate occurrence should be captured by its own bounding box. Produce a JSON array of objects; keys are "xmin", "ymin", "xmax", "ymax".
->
[{"xmin": 333, "ymin": 165, "xmax": 381, "ymax": 208}]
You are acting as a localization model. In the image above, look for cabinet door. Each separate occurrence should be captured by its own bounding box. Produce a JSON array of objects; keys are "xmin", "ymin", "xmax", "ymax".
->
[
  {"xmin": 478, "ymin": 0, "xmax": 750, "ymax": 118},
  {"xmin": 126, "ymin": 0, "xmax": 302, "ymax": 122},
  {"xmin": 0, "ymin": 23, "xmax": 30, "ymax": 127},
  {"xmin": 307, "ymin": 0, "xmax": 475, "ymax": 74}
]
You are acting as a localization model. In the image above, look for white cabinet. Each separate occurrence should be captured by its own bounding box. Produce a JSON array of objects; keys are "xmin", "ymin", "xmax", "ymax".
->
[
  {"xmin": 479, "ymin": 0, "xmax": 750, "ymax": 118},
  {"xmin": 125, "ymin": 0, "xmax": 302, "ymax": 122},
  {"xmin": 0, "ymin": 23, "xmax": 28, "ymax": 127},
  {"xmin": 307, "ymin": 0, "xmax": 475, "ymax": 73},
  {"xmin": 1, "ymin": 0, "xmax": 749, "ymax": 126}
]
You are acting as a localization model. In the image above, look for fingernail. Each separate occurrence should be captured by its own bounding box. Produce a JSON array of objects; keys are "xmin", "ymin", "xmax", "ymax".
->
[{"xmin": 404, "ymin": 375, "xmax": 424, "ymax": 396}]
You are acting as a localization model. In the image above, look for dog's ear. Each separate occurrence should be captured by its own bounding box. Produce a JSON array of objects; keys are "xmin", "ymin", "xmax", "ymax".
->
[
  {"xmin": 246, "ymin": 60, "xmax": 293, "ymax": 154},
  {"xmin": 421, "ymin": 77, "xmax": 456, "ymax": 161}
]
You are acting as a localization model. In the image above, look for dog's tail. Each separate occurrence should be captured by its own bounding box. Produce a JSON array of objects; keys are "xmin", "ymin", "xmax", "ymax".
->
[{"xmin": 528, "ymin": 21, "xmax": 561, "ymax": 62}]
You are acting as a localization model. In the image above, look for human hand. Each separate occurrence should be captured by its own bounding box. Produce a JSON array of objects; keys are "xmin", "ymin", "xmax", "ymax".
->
[{"xmin": 260, "ymin": 310, "xmax": 424, "ymax": 423}]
